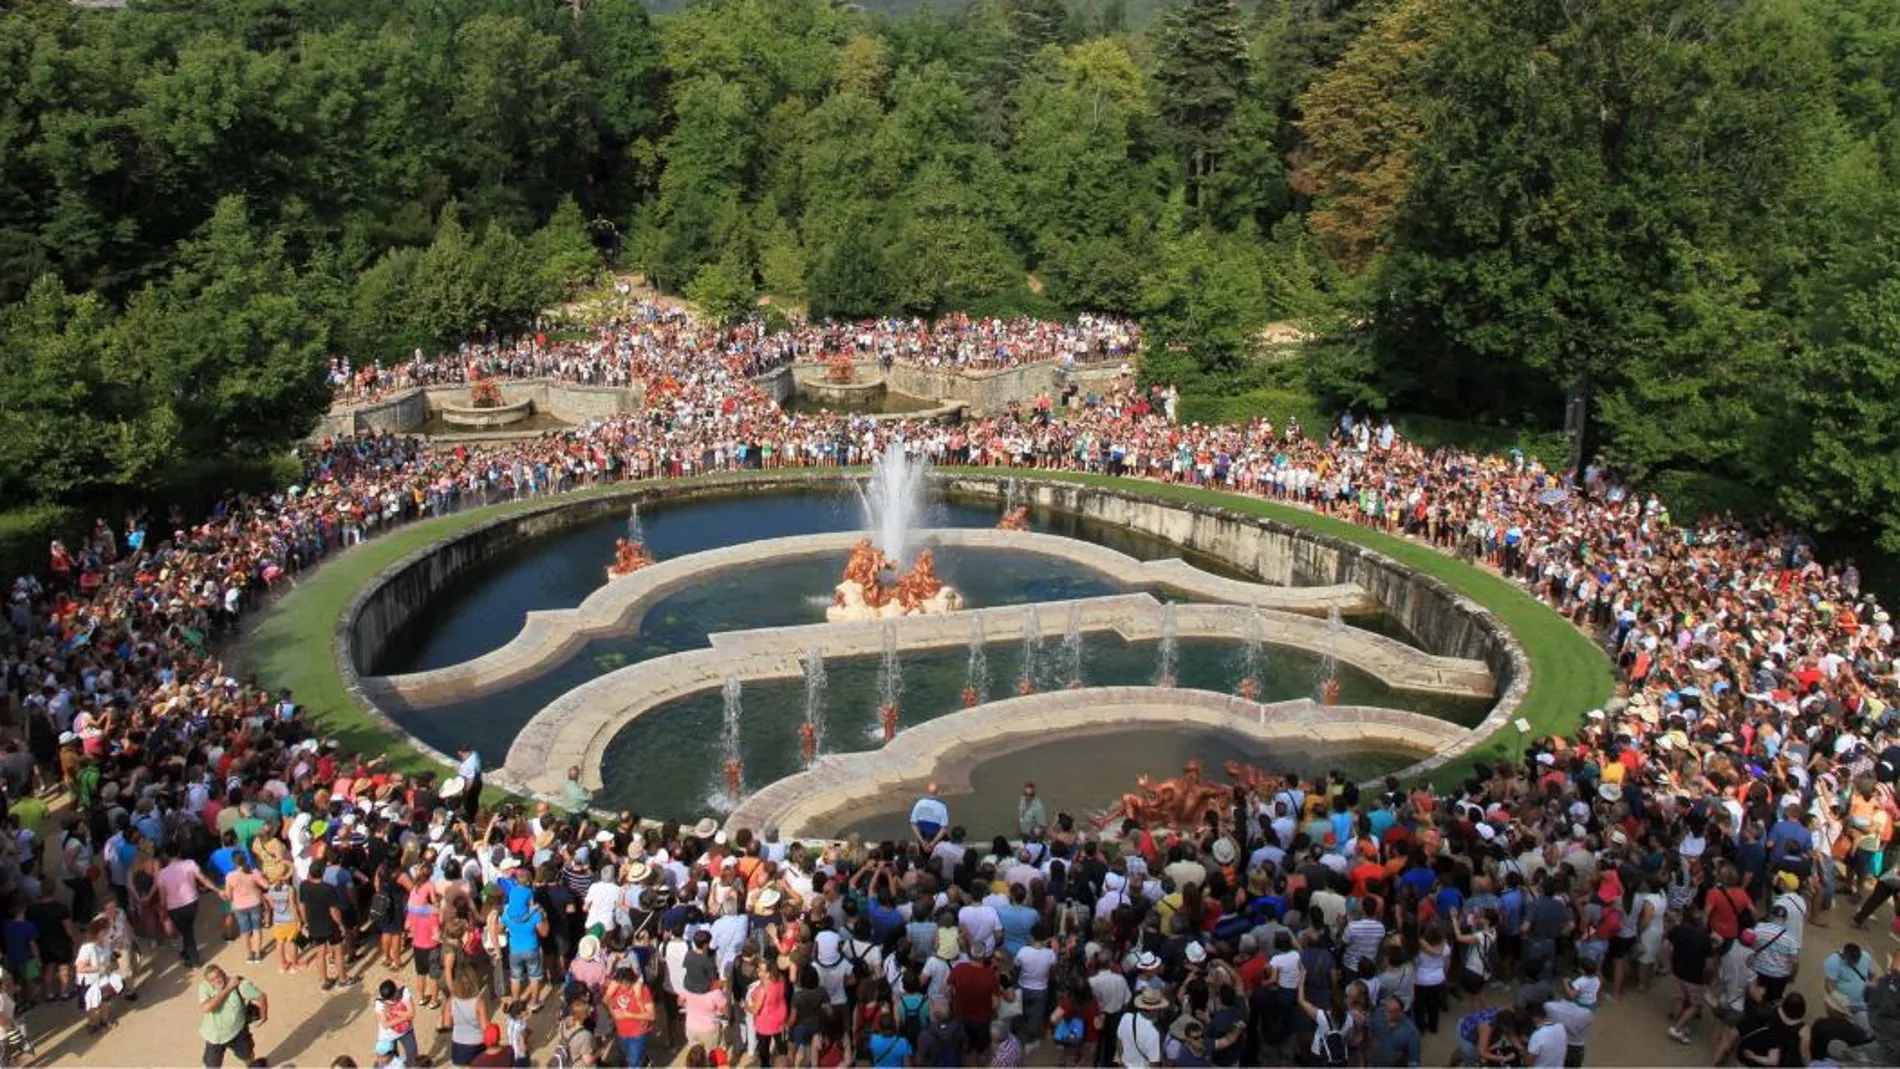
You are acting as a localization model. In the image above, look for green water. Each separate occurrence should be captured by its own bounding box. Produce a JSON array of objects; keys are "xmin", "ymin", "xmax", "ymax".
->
[{"xmin": 593, "ymin": 633, "xmax": 1491, "ymax": 819}]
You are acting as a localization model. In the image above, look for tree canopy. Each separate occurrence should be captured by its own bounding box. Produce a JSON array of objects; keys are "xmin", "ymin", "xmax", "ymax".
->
[{"xmin": 1, "ymin": 0, "xmax": 1899, "ymax": 549}]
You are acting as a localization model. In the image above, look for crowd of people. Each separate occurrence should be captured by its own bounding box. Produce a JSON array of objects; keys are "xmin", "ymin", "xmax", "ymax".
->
[
  {"xmin": 331, "ymin": 307, "xmax": 1139, "ymax": 403},
  {"xmin": 2, "ymin": 301, "xmax": 1900, "ymax": 1067}
]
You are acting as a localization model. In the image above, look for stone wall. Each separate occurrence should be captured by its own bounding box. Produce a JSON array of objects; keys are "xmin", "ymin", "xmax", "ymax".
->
[{"xmin": 314, "ymin": 379, "xmax": 638, "ymax": 440}]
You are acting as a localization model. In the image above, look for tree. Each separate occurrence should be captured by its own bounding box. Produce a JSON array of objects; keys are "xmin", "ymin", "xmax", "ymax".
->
[
  {"xmin": 530, "ymin": 196, "xmax": 602, "ymax": 302},
  {"xmin": 1141, "ymin": 227, "xmax": 1265, "ymax": 379},
  {"xmin": 1152, "ymin": 0, "xmax": 1249, "ymax": 209},
  {"xmin": 687, "ymin": 250, "xmax": 758, "ymax": 324},
  {"xmin": 118, "ymin": 197, "xmax": 330, "ymax": 459}
]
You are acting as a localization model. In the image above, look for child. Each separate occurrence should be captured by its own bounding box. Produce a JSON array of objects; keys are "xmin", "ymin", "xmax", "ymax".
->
[
  {"xmin": 374, "ymin": 978, "xmax": 420, "ymax": 1064},
  {"xmin": 1563, "ymin": 959, "xmax": 1601, "ymax": 1010},
  {"xmin": 500, "ymin": 997, "xmax": 531, "ymax": 1068},
  {"xmin": 266, "ymin": 867, "xmax": 300, "ymax": 973}
]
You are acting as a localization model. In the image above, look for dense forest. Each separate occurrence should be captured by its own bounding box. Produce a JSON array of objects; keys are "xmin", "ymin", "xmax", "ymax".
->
[{"xmin": 2, "ymin": 0, "xmax": 1900, "ymax": 551}]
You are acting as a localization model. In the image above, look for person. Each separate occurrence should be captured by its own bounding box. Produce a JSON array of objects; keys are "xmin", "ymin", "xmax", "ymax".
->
[
  {"xmin": 447, "ymin": 968, "xmax": 491, "ymax": 1066},
  {"xmin": 605, "ymin": 962, "xmax": 656, "ymax": 1068},
  {"xmin": 1665, "ymin": 904, "xmax": 1714, "ymax": 1043},
  {"xmin": 1018, "ymin": 783, "xmax": 1047, "ymax": 839},
  {"xmin": 741, "ymin": 957, "xmax": 787, "ymax": 1066},
  {"xmin": 1739, "ymin": 991, "xmax": 1806, "ymax": 1067},
  {"xmin": 158, "ymin": 846, "xmax": 225, "ymax": 968},
  {"xmin": 455, "ymin": 748, "xmax": 484, "ymax": 823},
  {"xmin": 679, "ymin": 974, "xmax": 729, "ymax": 1056},
  {"xmin": 74, "ymin": 915, "xmax": 122, "ymax": 1035},
  {"xmin": 374, "ymin": 979, "xmax": 420, "ymax": 1065},
  {"xmin": 502, "ymin": 882, "xmax": 550, "ymax": 1010},
  {"xmin": 561, "ymin": 766, "xmax": 593, "ymax": 812},
  {"xmin": 1115, "ymin": 989, "xmax": 1166, "ymax": 1068},
  {"xmin": 225, "ymin": 853, "xmax": 269, "ymax": 965},
  {"xmin": 1525, "ymin": 1002, "xmax": 1567, "ymax": 1068},
  {"xmin": 471, "ymin": 1022, "xmax": 512, "ymax": 1067},
  {"xmin": 867, "ymin": 1010, "xmax": 911, "ymax": 1067},
  {"xmin": 198, "ymin": 964, "xmax": 268, "ymax": 1067},
  {"xmin": 552, "ymin": 997, "xmax": 599, "ymax": 1067},
  {"xmin": 1367, "ymin": 993, "xmax": 1422, "ymax": 1067},
  {"xmin": 911, "ymin": 784, "xmax": 949, "ymax": 848},
  {"xmin": 300, "ymin": 859, "xmax": 353, "ymax": 991}
]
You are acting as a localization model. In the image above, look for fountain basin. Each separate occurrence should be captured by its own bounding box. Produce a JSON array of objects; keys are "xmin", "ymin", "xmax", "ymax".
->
[
  {"xmin": 724, "ymin": 687, "xmax": 1459, "ymax": 838},
  {"xmin": 438, "ymin": 398, "xmax": 534, "ymax": 429}
]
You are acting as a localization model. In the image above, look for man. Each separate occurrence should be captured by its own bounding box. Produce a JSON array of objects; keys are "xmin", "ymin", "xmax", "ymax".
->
[
  {"xmin": 1088, "ymin": 950, "xmax": 1131, "ymax": 1069},
  {"xmin": 1543, "ymin": 995, "xmax": 1594, "ymax": 1067},
  {"xmin": 947, "ymin": 949, "xmax": 1000, "ymax": 1057},
  {"xmin": 1739, "ymin": 991, "xmax": 1806, "ymax": 1067},
  {"xmin": 911, "ymin": 783, "xmax": 949, "ymax": 848},
  {"xmin": 1367, "ymin": 993, "xmax": 1421, "ymax": 1067},
  {"xmin": 561, "ymin": 766, "xmax": 593, "ymax": 813},
  {"xmin": 299, "ymin": 859, "xmax": 353, "ymax": 991},
  {"xmin": 1665, "ymin": 905, "xmax": 1714, "ymax": 1043},
  {"xmin": 1115, "ymin": 989, "xmax": 1167, "ymax": 1068},
  {"xmin": 1018, "ymin": 782, "xmax": 1046, "ymax": 840},
  {"xmin": 198, "ymin": 964, "xmax": 268, "ymax": 1067},
  {"xmin": 454, "ymin": 748, "xmax": 483, "ymax": 823},
  {"xmin": 1526, "ymin": 1001, "xmax": 1567, "ymax": 1067}
]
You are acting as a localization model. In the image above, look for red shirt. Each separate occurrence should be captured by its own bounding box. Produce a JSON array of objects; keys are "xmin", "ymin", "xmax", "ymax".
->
[{"xmin": 947, "ymin": 962, "xmax": 998, "ymax": 1024}]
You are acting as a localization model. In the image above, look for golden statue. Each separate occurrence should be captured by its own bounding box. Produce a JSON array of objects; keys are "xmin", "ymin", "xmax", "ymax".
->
[
  {"xmin": 1100, "ymin": 758, "xmax": 1244, "ymax": 830},
  {"xmin": 607, "ymin": 537, "xmax": 655, "ymax": 578},
  {"xmin": 826, "ymin": 353, "xmax": 856, "ymax": 384},
  {"xmin": 891, "ymin": 549, "xmax": 946, "ymax": 612},
  {"xmin": 997, "ymin": 507, "xmax": 1029, "ymax": 532}
]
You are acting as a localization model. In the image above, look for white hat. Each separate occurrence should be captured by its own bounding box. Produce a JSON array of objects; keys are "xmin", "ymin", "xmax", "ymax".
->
[
  {"xmin": 1535, "ymin": 753, "xmax": 1556, "ymax": 766},
  {"xmin": 1476, "ymin": 823, "xmax": 1497, "ymax": 842},
  {"xmin": 1585, "ymin": 709, "xmax": 1605, "ymax": 720},
  {"xmin": 1184, "ymin": 941, "xmax": 1207, "ymax": 964},
  {"xmin": 623, "ymin": 861, "xmax": 651, "ymax": 884},
  {"xmin": 1136, "ymin": 951, "xmax": 1161, "ymax": 971},
  {"xmin": 440, "ymin": 776, "xmax": 466, "ymax": 799},
  {"xmin": 756, "ymin": 888, "xmax": 783, "ymax": 911},
  {"xmin": 691, "ymin": 818, "xmax": 719, "ymax": 839},
  {"xmin": 499, "ymin": 857, "xmax": 520, "ymax": 873},
  {"xmin": 57, "ymin": 731, "xmax": 76, "ymax": 745},
  {"xmin": 595, "ymin": 829, "xmax": 615, "ymax": 844},
  {"xmin": 1598, "ymin": 783, "xmax": 1623, "ymax": 803},
  {"xmin": 1211, "ymin": 838, "xmax": 1237, "ymax": 866}
]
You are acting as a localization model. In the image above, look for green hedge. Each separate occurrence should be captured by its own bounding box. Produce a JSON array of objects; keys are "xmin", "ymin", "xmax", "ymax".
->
[{"xmin": 244, "ymin": 469, "xmax": 1613, "ymax": 796}]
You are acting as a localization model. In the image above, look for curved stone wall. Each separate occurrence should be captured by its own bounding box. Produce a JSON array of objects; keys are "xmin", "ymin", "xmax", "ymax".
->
[
  {"xmin": 439, "ymin": 398, "xmax": 534, "ymax": 428},
  {"xmin": 724, "ymin": 687, "xmax": 1467, "ymax": 838},
  {"xmin": 335, "ymin": 472, "xmax": 1528, "ymax": 804},
  {"xmin": 312, "ymin": 379, "xmax": 640, "ymax": 438},
  {"xmin": 486, "ymin": 591, "xmax": 1493, "ymax": 798},
  {"xmin": 367, "ymin": 528, "xmax": 1390, "ymax": 709}
]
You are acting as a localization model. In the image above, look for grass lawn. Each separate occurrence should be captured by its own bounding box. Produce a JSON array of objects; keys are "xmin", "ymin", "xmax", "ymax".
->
[{"xmin": 242, "ymin": 468, "xmax": 1613, "ymax": 796}]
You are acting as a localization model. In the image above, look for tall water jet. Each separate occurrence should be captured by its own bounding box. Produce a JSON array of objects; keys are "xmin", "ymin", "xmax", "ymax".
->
[
  {"xmin": 1316, "ymin": 605, "xmax": 1343, "ymax": 705},
  {"xmin": 1155, "ymin": 602, "xmax": 1178, "ymax": 688},
  {"xmin": 1019, "ymin": 604, "xmax": 1043, "ymax": 694},
  {"xmin": 719, "ymin": 677, "xmax": 745, "ymax": 806},
  {"xmin": 800, "ymin": 648, "xmax": 827, "ymax": 768},
  {"xmin": 1236, "ymin": 603, "xmax": 1267, "ymax": 700},
  {"xmin": 876, "ymin": 622, "xmax": 903, "ymax": 743},
  {"xmin": 1062, "ymin": 603, "xmax": 1086, "ymax": 688},
  {"xmin": 998, "ymin": 478, "xmax": 1029, "ymax": 531},
  {"xmin": 608, "ymin": 504, "xmax": 654, "ymax": 578},
  {"xmin": 859, "ymin": 440, "xmax": 929, "ymax": 565},
  {"xmin": 626, "ymin": 504, "xmax": 644, "ymax": 543},
  {"xmin": 963, "ymin": 615, "xmax": 989, "ymax": 708}
]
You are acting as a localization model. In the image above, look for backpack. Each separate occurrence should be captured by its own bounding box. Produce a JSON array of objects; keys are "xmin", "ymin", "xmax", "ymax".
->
[
  {"xmin": 367, "ymin": 887, "xmax": 395, "ymax": 928},
  {"xmin": 1053, "ymin": 1015, "xmax": 1085, "ymax": 1046},
  {"xmin": 1316, "ymin": 1009, "xmax": 1349, "ymax": 1066}
]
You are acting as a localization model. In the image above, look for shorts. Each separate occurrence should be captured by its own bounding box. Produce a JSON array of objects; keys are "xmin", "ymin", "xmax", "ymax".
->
[
  {"xmin": 306, "ymin": 928, "xmax": 340, "ymax": 947},
  {"xmin": 1757, "ymin": 973, "xmax": 1792, "ymax": 1002},
  {"xmin": 273, "ymin": 922, "xmax": 300, "ymax": 946},
  {"xmin": 509, "ymin": 951, "xmax": 545, "ymax": 984},
  {"xmin": 1606, "ymin": 935, "xmax": 1637, "ymax": 963},
  {"xmin": 415, "ymin": 946, "xmax": 441, "ymax": 978},
  {"xmin": 235, "ymin": 907, "xmax": 265, "ymax": 934},
  {"xmin": 914, "ymin": 820, "xmax": 942, "ymax": 841},
  {"xmin": 1460, "ymin": 968, "xmax": 1487, "ymax": 995},
  {"xmin": 12, "ymin": 960, "xmax": 39, "ymax": 983},
  {"xmin": 962, "ymin": 1019, "xmax": 990, "ymax": 1054},
  {"xmin": 686, "ymin": 1029, "xmax": 722, "ymax": 1050}
]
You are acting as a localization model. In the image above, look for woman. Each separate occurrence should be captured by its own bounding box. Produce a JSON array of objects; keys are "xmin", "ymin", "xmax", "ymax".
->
[
  {"xmin": 264, "ymin": 863, "xmax": 301, "ymax": 974},
  {"xmin": 603, "ymin": 962, "xmax": 656, "ymax": 1068},
  {"xmin": 1412, "ymin": 921, "xmax": 1451, "ymax": 1034},
  {"xmin": 371, "ymin": 864, "xmax": 407, "ymax": 972},
  {"xmin": 743, "ymin": 956, "xmax": 789, "ymax": 1067},
  {"xmin": 446, "ymin": 965, "xmax": 492, "ymax": 1066},
  {"xmin": 1454, "ymin": 1006, "xmax": 1520, "ymax": 1066},
  {"xmin": 73, "ymin": 917, "xmax": 122, "ymax": 1035},
  {"xmin": 224, "ymin": 852, "xmax": 269, "ymax": 964},
  {"xmin": 97, "ymin": 895, "xmax": 140, "ymax": 1003},
  {"xmin": 788, "ymin": 963, "xmax": 828, "ymax": 1064}
]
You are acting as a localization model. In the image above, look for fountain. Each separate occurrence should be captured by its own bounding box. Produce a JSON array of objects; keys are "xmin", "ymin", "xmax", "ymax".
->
[
  {"xmin": 861, "ymin": 440, "xmax": 928, "ymax": 565},
  {"xmin": 1155, "ymin": 602, "xmax": 1178, "ymax": 688},
  {"xmin": 1062, "ymin": 603, "xmax": 1085, "ymax": 689},
  {"xmin": 606, "ymin": 505, "xmax": 655, "ymax": 578},
  {"xmin": 800, "ymin": 648, "xmax": 827, "ymax": 768},
  {"xmin": 1316, "ymin": 605, "xmax": 1342, "ymax": 705},
  {"xmin": 998, "ymin": 478, "xmax": 1029, "ymax": 532},
  {"xmin": 719, "ymin": 677, "xmax": 744, "ymax": 806},
  {"xmin": 876, "ymin": 622, "xmax": 903, "ymax": 744},
  {"xmin": 829, "ymin": 442, "xmax": 963, "ymax": 621},
  {"xmin": 1019, "ymin": 604, "xmax": 1043, "ymax": 695},
  {"xmin": 963, "ymin": 615, "xmax": 988, "ymax": 708},
  {"xmin": 1236, "ymin": 603, "xmax": 1267, "ymax": 713}
]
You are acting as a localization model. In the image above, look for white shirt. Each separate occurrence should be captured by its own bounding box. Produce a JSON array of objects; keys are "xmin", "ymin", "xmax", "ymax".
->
[
  {"xmin": 457, "ymin": 752, "xmax": 482, "ymax": 780},
  {"xmin": 583, "ymin": 880, "xmax": 621, "ymax": 932},
  {"xmin": 1116, "ymin": 1012, "xmax": 1162, "ymax": 1068},
  {"xmin": 1015, "ymin": 944, "xmax": 1057, "ymax": 992},
  {"xmin": 959, "ymin": 903, "xmax": 1002, "ymax": 956},
  {"xmin": 1089, "ymin": 969, "xmax": 1131, "ymax": 1014},
  {"xmin": 1528, "ymin": 1021, "xmax": 1568, "ymax": 1067}
]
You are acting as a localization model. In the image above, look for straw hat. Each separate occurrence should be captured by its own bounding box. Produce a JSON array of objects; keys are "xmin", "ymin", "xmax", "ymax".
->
[
  {"xmin": 440, "ymin": 776, "xmax": 466, "ymax": 799},
  {"xmin": 691, "ymin": 818, "xmax": 719, "ymax": 839},
  {"xmin": 1134, "ymin": 989, "xmax": 1169, "ymax": 1012}
]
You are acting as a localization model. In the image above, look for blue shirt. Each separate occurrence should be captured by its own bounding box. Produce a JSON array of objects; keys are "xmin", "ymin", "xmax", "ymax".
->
[
  {"xmin": 208, "ymin": 846, "xmax": 252, "ymax": 882},
  {"xmin": 869, "ymin": 1033, "xmax": 912, "ymax": 1067},
  {"xmin": 503, "ymin": 902, "xmax": 544, "ymax": 955},
  {"xmin": 997, "ymin": 903, "xmax": 1038, "ymax": 955}
]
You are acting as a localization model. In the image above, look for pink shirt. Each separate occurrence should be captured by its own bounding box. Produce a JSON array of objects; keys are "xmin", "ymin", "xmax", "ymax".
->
[
  {"xmin": 157, "ymin": 859, "xmax": 205, "ymax": 911},
  {"xmin": 225, "ymin": 869, "xmax": 266, "ymax": 911},
  {"xmin": 680, "ymin": 988, "xmax": 727, "ymax": 1036}
]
